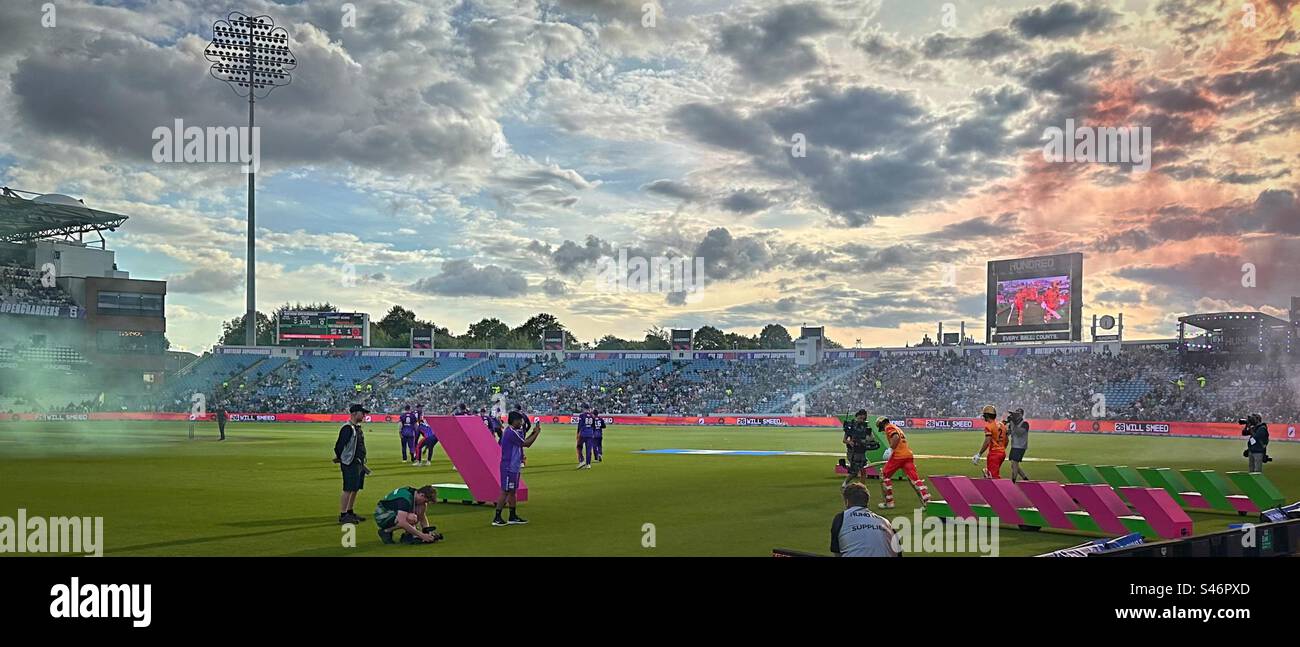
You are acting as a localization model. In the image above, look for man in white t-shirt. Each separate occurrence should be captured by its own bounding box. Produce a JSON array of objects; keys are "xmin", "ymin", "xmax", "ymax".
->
[{"xmin": 830, "ymin": 483, "xmax": 899, "ymax": 557}]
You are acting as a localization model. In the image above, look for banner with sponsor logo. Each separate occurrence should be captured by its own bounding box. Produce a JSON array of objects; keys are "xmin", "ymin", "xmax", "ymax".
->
[
  {"xmin": 0, "ymin": 303, "xmax": 85, "ymax": 318},
  {"xmin": 900, "ymin": 417, "xmax": 1299, "ymax": 441}
]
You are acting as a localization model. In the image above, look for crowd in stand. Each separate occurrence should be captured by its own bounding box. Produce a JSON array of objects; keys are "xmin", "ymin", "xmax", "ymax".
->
[
  {"xmin": 0, "ymin": 264, "xmax": 77, "ymax": 308},
  {"xmin": 807, "ymin": 350, "xmax": 1300, "ymax": 422},
  {"xmin": 10, "ymin": 344, "xmax": 1298, "ymax": 423}
]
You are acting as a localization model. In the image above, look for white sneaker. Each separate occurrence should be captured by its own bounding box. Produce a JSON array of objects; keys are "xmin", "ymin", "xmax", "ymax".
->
[
  {"xmin": 421, "ymin": 460, "xmax": 429, "ymax": 466},
  {"xmin": 582, "ymin": 463, "xmax": 592, "ymax": 470},
  {"xmin": 576, "ymin": 462, "xmax": 588, "ymax": 470},
  {"xmin": 878, "ymin": 502, "xmax": 895, "ymax": 509}
]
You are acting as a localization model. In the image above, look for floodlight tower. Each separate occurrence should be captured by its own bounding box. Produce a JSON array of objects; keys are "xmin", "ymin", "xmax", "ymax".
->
[{"xmin": 204, "ymin": 11, "xmax": 296, "ymax": 345}]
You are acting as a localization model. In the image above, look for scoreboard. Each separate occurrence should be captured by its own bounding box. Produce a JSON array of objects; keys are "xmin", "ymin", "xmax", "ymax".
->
[
  {"xmin": 277, "ymin": 311, "xmax": 369, "ymax": 347},
  {"xmin": 986, "ymin": 253, "xmax": 1083, "ymax": 343}
]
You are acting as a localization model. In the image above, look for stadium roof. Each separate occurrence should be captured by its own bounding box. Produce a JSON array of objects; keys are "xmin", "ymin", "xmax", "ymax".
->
[
  {"xmin": 0, "ymin": 191, "xmax": 129, "ymax": 244},
  {"xmin": 1178, "ymin": 311, "xmax": 1291, "ymax": 331}
]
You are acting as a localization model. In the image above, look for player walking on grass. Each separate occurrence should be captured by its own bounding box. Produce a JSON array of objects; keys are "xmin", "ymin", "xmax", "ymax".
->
[
  {"xmin": 576, "ymin": 404, "xmax": 597, "ymax": 469},
  {"xmin": 399, "ymin": 405, "xmax": 417, "ymax": 463},
  {"xmin": 972, "ymin": 404, "xmax": 1008, "ymax": 478},
  {"xmin": 494, "ymin": 411, "xmax": 541, "ymax": 527},
  {"xmin": 375, "ymin": 485, "xmax": 443, "ymax": 545},
  {"xmin": 333, "ymin": 404, "xmax": 371, "ymax": 524},
  {"xmin": 593, "ymin": 409, "xmax": 605, "ymax": 462},
  {"xmin": 876, "ymin": 416, "xmax": 930, "ymax": 509}
]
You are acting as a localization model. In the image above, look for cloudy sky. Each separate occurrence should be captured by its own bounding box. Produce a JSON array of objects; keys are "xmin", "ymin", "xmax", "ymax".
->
[{"xmin": 1, "ymin": 0, "xmax": 1297, "ymax": 352}]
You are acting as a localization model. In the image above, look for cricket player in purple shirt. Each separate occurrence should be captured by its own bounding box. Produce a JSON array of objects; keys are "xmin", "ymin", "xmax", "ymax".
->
[
  {"xmin": 576, "ymin": 404, "xmax": 597, "ymax": 469},
  {"xmin": 493, "ymin": 411, "xmax": 541, "ymax": 527},
  {"xmin": 399, "ymin": 405, "xmax": 417, "ymax": 463},
  {"xmin": 593, "ymin": 409, "xmax": 606, "ymax": 462}
]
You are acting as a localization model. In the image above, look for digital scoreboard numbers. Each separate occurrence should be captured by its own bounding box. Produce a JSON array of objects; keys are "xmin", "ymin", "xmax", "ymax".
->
[{"xmin": 277, "ymin": 311, "xmax": 369, "ymax": 347}]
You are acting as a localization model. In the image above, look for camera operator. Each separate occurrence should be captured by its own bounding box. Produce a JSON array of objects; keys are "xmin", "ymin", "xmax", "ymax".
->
[
  {"xmin": 1240, "ymin": 413, "xmax": 1271, "ymax": 472},
  {"xmin": 841, "ymin": 409, "xmax": 880, "ymax": 488}
]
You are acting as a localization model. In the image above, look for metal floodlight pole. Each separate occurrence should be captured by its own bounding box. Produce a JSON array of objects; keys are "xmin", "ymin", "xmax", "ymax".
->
[{"xmin": 204, "ymin": 11, "xmax": 296, "ymax": 346}]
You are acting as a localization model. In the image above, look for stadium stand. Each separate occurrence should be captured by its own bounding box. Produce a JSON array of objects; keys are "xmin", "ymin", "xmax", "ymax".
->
[{"xmin": 141, "ymin": 345, "xmax": 1300, "ymax": 423}]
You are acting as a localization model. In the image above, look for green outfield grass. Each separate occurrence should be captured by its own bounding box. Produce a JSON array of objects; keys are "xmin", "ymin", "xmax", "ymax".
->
[{"xmin": 0, "ymin": 420, "xmax": 1295, "ymax": 556}]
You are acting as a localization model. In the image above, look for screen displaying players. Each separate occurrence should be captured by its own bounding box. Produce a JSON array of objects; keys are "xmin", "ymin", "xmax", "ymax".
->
[
  {"xmin": 995, "ymin": 275, "xmax": 1071, "ymax": 327},
  {"xmin": 986, "ymin": 253, "xmax": 1083, "ymax": 343}
]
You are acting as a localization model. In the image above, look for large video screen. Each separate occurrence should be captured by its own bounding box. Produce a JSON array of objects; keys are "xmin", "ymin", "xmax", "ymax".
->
[
  {"xmin": 277, "ymin": 311, "xmax": 369, "ymax": 347},
  {"xmin": 986, "ymin": 253, "xmax": 1082, "ymax": 343}
]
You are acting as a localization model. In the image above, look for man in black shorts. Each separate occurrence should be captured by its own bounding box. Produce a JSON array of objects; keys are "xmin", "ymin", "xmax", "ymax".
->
[
  {"xmin": 841, "ymin": 409, "xmax": 878, "ymax": 488},
  {"xmin": 1007, "ymin": 408, "xmax": 1030, "ymax": 482},
  {"xmin": 333, "ymin": 404, "xmax": 371, "ymax": 524}
]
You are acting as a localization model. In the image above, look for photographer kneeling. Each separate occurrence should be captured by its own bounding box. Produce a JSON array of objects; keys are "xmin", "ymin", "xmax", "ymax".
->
[{"xmin": 1240, "ymin": 413, "xmax": 1272, "ymax": 473}]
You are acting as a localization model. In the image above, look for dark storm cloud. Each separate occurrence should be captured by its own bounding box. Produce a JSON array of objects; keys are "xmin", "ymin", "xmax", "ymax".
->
[
  {"xmin": 945, "ymin": 86, "xmax": 1031, "ymax": 156},
  {"xmin": 1158, "ymin": 163, "xmax": 1213, "ymax": 181},
  {"xmin": 788, "ymin": 141, "xmax": 956, "ymax": 227},
  {"xmin": 713, "ymin": 2, "xmax": 838, "ymax": 85},
  {"xmin": 3, "ymin": 2, "xmax": 581, "ymax": 176},
  {"xmin": 553, "ymin": 0, "xmax": 646, "ymax": 19},
  {"xmin": 1137, "ymin": 80, "xmax": 1217, "ymax": 114},
  {"xmin": 540, "ymin": 278, "xmax": 570, "ymax": 297},
  {"xmin": 922, "ymin": 213, "xmax": 1021, "ymax": 242},
  {"xmin": 1218, "ymin": 169, "xmax": 1291, "ymax": 185},
  {"xmin": 1012, "ymin": 49, "xmax": 1115, "ymax": 103},
  {"xmin": 920, "ymin": 29, "xmax": 1025, "ymax": 60},
  {"xmin": 1116, "ymin": 240, "xmax": 1300, "ymax": 307},
  {"xmin": 719, "ymin": 190, "xmax": 773, "ymax": 214},
  {"xmin": 411, "ymin": 260, "xmax": 529, "ymax": 297},
  {"xmin": 550, "ymin": 235, "xmax": 618, "ymax": 276},
  {"xmin": 1010, "ymin": 1, "xmax": 1121, "ymax": 40},
  {"xmin": 763, "ymin": 85, "xmax": 927, "ymax": 154},
  {"xmin": 1091, "ymin": 190, "xmax": 1300, "ymax": 253},
  {"xmin": 642, "ymin": 179, "xmax": 705, "ymax": 201},
  {"xmin": 693, "ymin": 228, "xmax": 779, "ymax": 280},
  {"xmin": 1210, "ymin": 58, "xmax": 1300, "ymax": 109},
  {"xmin": 668, "ymin": 103, "xmax": 773, "ymax": 156}
]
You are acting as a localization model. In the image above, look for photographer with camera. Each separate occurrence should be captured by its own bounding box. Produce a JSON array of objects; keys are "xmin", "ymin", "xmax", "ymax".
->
[
  {"xmin": 841, "ymin": 409, "xmax": 880, "ymax": 488},
  {"xmin": 1240, "ymin": 413, "xmax": 1272, "ymax": 473}
]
